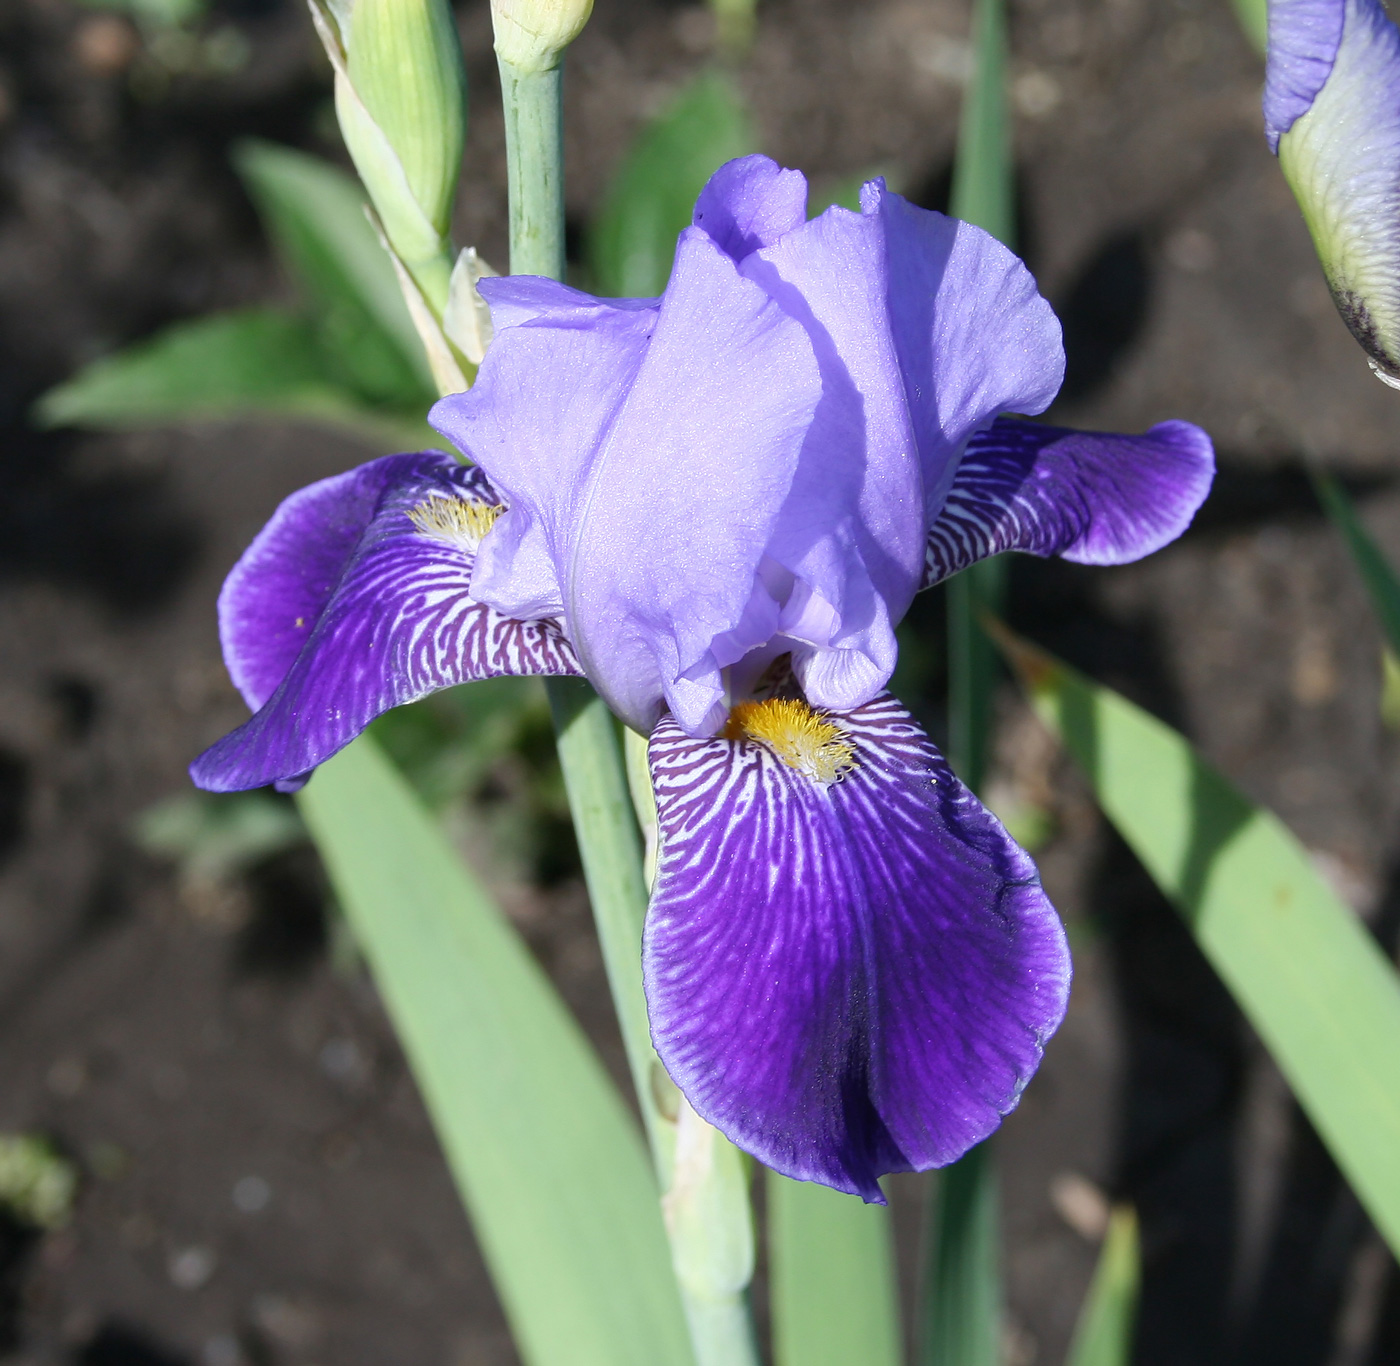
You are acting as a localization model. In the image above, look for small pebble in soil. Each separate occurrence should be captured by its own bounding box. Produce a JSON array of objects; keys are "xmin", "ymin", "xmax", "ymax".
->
[
  {"xmin": 1013, "ymin": 69, "xmax": 1062, "ymax": 119},
  {"xmin": 319, "ymin": 1132, "xmax": 360, "ymax": 1171},
  {"xmin": 231, "ymin": 1175, "xmax": 271, "ymax": 1214},
  {"xmin": 202, "ymin": 1334, "xmax": 244, "ymax": 1366},
  {"xmin": 252, "ymin": 1294, "xmax": 322, "ymax": 1351},
  {"xmin": 318, "ymin": 1037, "xmax": 364, "ymax": 1083},
  {"xmin": 168, "ymin": 1244, "xmax": 218, "ymax": 1290},
  {"xmin": 46, "ymin": 1055, "xmax": 87, "ymax": 1098},
  {"xmin": 1049, "ymin": 1170, "xmax": 1110, "ymax": 1242},
  {"xmin": 71, "ymin": 15, "xmax": 139, "ymax": 75}
]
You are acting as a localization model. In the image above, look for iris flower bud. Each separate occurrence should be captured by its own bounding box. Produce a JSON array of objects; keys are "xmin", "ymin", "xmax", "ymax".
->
[
  {"xmin": 1267, "ymin": 0, "xmax": 1400, "ymax": 386},
  {"xmin": 490, "ymin": 0, "xmax": 594, "ymax": 74},
  {"xmin": 347, "ymin": 0, "xmax": 464, "ymax": 240},
  {"xmin": 310, "ymin": 0, "xmax": 465, "ymax": 311}
]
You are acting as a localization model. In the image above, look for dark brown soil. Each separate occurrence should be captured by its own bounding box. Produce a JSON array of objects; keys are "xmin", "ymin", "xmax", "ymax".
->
[{"xmin": 1, "ymin": 0, "xmax": 1399, "ymax": 1362}]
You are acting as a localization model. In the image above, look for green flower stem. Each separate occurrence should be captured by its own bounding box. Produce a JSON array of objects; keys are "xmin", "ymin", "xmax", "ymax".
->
[
  {"xmin": 496, "ymin": 61, "xmax": 673, "ymax": 1170},
  {"xmin": 499, "ymin": 59, "xmax": 567, "ymax": 280},
  {"xmin": 500, "ymin": 56, "xmax": 758, "ymax": 1366},
  {"xmin": 663, "ymin": 1102, "xmax": 762, "ymax": 1366},
  {"xmin": 946, "ymin": 0, "xmax": 1013, "ymax": 795},
  {"xmin": 625, "ymin": 728, "xmax": 760, "ymax": 1366},
  {"xmin": 549, "ymin": 680, "xmax": 675, "ymax": 1175}
]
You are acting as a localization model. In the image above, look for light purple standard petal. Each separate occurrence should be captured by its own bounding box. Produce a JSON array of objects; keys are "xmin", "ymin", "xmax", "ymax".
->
[
  {"xmin": 732, "ymin": 183, "xmax": 927, "ymax": 713},
  {"xmin": 692, "ymin": 154, "xmax": 809, "ymax": 262},
  {"xmin": 1266, "ymin": 0, "xmax": 1346, "ymax": 152},
  {"xmin": 866, "ymin": 181, "xmax": 1065, "ymax": 522},
  {"xmin": 191, "ymin": 452, "xmax": 579, "ymax": 793},
  {"xmin": 922, "ymin": 417, "xmax": 1215, "ymax": 588},
  {"xmin": 435, "ymin": 230, "xmax": 823, "ymax": 737},
  {"xmin": 565, "ymin": 230, "xmax": 821, "ymax": 735},
  {"xmin": 643, "ymin": 693, "xmax": 1070, "ymax": 1200},
  {"xmin": 430, "ymin": 282, "xmax": 659, "ymax": 623},
  {"xmin": 427, "ymin": 160, "xmax": 1086, "ymax": 737}
]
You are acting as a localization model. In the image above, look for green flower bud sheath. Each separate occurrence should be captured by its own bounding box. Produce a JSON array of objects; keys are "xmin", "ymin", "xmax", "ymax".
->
[
  {"xmin": 348, "ymin": 0, "xmax": 464, "ymax": 238},
  {"xmin": 328, "ymin": 0, "xmax": 463, "ymax": 314}
]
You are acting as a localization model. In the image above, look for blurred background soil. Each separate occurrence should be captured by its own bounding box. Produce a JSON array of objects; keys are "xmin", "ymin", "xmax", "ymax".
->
[{"xmin": 1, "ymin": 0, "xmax": 1399, "ymax": 1361}]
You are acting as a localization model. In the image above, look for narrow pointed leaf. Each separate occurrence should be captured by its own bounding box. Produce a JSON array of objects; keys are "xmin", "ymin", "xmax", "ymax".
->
[
  {"xmin": 32, "ymin": 306, "xmax": 435, "ymax": 447},
  {"xmin": 999, "ymin": 629, "xmax": 1400, "ymax": 1256},
  {"xmin": 920, "ymin": 1142, "xmax": 1001, "ymax": 1366},
  {"xmin": 1312, "ymin": 472, "xmax": 1400, "ymax": 654},
  {"xmin": 768, "ymin": 1172, "xmax": 902, "ymax": 1366},
  {"xmin": 233, "ymin": 139, "xmax": 434, "ymax": 403},
  {"xmin": 34, "ymin": 309, "xmax": 335, "ymax": 428},
  {"xmin": 1065, "ymin": 1207, "xmax": 1140, "ymax": 1366},
  {"xmin": 951, "ymin": 0, "xmax": 1012, "ymax": 248},
  {"xmin": 1229, "ymin": 0, "xmax": 1267, "ymax": 55},
  {"xmin": 296, "ymin": 736, "xmax": 695, "ymax": 1366},
  {"xmin": 587, "ymin": 69, "xmax": 754, "ymax": 298},
  {"xmin": 929, "ymin": 2, "xmax": 1011, "ymax": 1358},
  {"xmin": 946, "ymin": 0, "xmax": 1013, "ymax": 793}
]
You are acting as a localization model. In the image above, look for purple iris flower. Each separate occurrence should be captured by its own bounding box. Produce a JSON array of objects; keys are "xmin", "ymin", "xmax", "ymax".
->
[{"xmin": 192, "ymin": 156, "xmax": 1213, "ymax": 1200}]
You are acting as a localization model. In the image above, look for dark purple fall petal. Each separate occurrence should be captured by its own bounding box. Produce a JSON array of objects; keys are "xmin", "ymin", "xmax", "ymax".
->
[
  {"xmin": 190, "ymin": 452, "xmax": 579, "ymax": 793},
  {"xmin": 643, "ymin": 693, "xmax": 1070, "ymax": 1200},
  {"xmin": 921, "ymin": 416, "xmax": 1215, "ymax": 589}
]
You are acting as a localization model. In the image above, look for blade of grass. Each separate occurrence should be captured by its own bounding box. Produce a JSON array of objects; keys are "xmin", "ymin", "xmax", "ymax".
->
[
  {"xmin": 1312, "ymin": 472, "xmax": 1400, "ymax": 730},
  {"xmin": 920, "ymin": 1141, "xmax": 1001, "ymax": 1366},
  {"xmin": 31, "ymin": 307, "xmax": 432, "ymax": 447},
  {"xmin": 1228, "ymin": 0, "xmax": 1267, "ymax": 56},
  {"xmin": 1311, "ymin": 471, "xmax": 1400, "ymax": 653},
  {"xmin": 997, "ymin": 626, "xmax": 1400, "ymax": 1256},
  {"xmin": 234, "ymin": 139, "xmax": 434, "ymax": 404},
  {"xmin": 1065, "ymin": 1207, "xmax": 1140, "ymax": 1366},
  {"xmin": 297, "ymin": 736, "xmax": 694, "ymax": 1366},
  {"xmin": 768, "ymin": 1173, "xmax": 902, "ymax": 1366}
]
